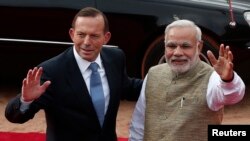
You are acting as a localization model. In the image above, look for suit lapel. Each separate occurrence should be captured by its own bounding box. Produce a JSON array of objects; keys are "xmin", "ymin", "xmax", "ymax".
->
[
  {"xmin": 64, "ymin": 48, "xmax": 97, "ymax": 117},
  {"xmin": 101, "ymin": 53, "xmax": 116, "ymax": 98}
]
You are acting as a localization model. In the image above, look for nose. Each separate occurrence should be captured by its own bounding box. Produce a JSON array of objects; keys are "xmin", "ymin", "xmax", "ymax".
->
[
  {"xmin": 83, "ymin": 35, "xmax": 91, "ymax": 45},
  {"xmin": 173, "ymin": 46, "xmax": 183, "ymax": 56}
]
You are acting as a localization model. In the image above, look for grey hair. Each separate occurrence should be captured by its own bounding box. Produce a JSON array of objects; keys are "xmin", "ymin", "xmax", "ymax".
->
[{"xmin": 164, "ymin": 19, "xmax": 202, "ymax": 41}]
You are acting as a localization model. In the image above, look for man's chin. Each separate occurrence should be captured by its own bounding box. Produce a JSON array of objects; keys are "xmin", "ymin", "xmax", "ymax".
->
[
  {"xmin": 81, "ymin": 55, "xmax": 95, "ymax": 62},
  {"xmin": 170, "ymin": 64, "xmax": 190, "ymax": 74}
]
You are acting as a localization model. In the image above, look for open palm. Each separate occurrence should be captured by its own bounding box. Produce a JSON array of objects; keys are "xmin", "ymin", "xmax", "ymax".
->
[
  {"xmin": 207, "ymin": 44, "xmax": 234, "ymax": 81},
  {"xmin": 21, "ymin": 67, "xmax": 51, "ymax": 102}
]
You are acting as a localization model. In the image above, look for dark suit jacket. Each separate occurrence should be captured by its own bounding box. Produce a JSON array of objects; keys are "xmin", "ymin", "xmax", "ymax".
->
[{"xmin": 5, "ymin": 47, "xmax": 142, "ymax": 141}]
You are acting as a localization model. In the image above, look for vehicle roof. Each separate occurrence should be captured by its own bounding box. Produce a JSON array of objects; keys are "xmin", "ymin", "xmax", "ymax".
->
[
  {"xmin": 144, "ymin": 0, "xmax": 250, "ymax": 11},
  {"xmin": 1, "ymin": 0, "xmax": 250, "ymax": 11}
]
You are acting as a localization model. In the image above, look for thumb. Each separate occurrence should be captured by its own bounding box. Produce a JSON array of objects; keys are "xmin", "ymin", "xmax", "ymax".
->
[
  {"xmin": 41, "ymin": 81, "xmax": 51, "ymax": 92},
  {"xmin": 207, "ymin": 50, "xmax": 217, "ymax": 66}
]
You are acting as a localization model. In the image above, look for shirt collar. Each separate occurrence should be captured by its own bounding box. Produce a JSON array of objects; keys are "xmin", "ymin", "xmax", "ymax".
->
[{"xmin": 73, "ymin": 46, "xmax": 102, "ymax": 73}]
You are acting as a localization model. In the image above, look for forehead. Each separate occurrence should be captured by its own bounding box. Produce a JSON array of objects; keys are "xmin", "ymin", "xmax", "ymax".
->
[
  {"xmin": 74, "ymin": 15, "xmax": 105, "ymax": 31},
  {"xmin": 165, "ymin": 27, "xmax": 196, "ymax": 41}
]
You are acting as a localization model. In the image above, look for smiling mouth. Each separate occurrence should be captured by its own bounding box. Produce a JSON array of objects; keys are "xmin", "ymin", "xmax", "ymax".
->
[
  {"xmin": 81, "ymin": 48, "xmax": 94, "ymax": 53},
  {"xmin": 171, "ymin": 59, "xmax": 188, "ymax": 65}
]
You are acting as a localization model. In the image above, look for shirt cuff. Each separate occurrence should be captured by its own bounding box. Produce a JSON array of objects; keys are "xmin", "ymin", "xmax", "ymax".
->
[{"xmin": 20, "ymin": 97, "xmax": 33, "ymax": 112}]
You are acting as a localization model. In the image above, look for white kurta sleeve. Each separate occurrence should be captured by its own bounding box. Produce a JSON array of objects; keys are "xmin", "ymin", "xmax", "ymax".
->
[
  {"xmin": 129, "ymin": 76, "xmax": 147, "ymax": 141},
  {"xmin": 207, "ymin": 71, "xmax": 245, "ymax": 111}
]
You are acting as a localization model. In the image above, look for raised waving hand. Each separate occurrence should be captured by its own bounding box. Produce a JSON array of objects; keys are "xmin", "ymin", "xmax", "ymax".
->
[
  {"xmin": 207, "ymin": 44, "xmax": 234, "ymax": 82},
  {"xmin": 21, "ymin": 67, "xmax": 51, "ymax": 102}
]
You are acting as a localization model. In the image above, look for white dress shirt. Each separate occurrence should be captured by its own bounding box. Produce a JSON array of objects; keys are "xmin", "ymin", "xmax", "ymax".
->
[
  {"xmin": 73, "ymin": 47, "xmax": 110, "ymax": 114},
  {"xmin": 129, "ymin": 71, "xmax": 245, "ymax": 141}
]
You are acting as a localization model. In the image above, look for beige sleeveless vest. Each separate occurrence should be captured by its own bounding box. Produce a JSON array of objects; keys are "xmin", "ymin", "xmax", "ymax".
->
[{"xmin": 144, "ymin": 61, "xmax": 223, "ymax": 141}]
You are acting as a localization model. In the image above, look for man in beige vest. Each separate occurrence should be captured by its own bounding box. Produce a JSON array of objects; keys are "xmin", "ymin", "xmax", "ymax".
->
[{"xmin": 129, "ymin": 19, "xmax": 245, "ymax": 141}]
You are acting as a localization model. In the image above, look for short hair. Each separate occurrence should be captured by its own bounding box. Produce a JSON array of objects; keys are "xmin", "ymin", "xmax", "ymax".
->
[
  {"xmin": 164, "ymin": 19, "xmax": 202, "ymax": 41},
  {"xmin": 71, "ymin": 7, "xmax": 109, "ymax": 33}
]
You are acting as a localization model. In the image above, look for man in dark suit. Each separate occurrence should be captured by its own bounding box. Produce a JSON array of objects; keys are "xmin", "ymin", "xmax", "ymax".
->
[{"xmin": 5, "ymin": 7, "xmax": 142, "ymax": 141}]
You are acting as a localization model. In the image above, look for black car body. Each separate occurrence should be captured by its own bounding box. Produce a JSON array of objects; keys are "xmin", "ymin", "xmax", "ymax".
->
[{"xmin": 0, "ymin": 0, "xmax": 250, "ymax": 86}]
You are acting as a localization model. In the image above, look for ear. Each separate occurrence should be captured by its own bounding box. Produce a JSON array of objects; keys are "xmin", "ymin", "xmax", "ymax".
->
[
  {"xmin": 198, "ymin": 40, "xmax": 203, "ymax": 53},
  {"xmin": 69, "ymin": 28, "xmax": 75, "ymax": 41},
  {"xmin": 104, "ymin": 32, "xmax": 111, "ymax": 44}
]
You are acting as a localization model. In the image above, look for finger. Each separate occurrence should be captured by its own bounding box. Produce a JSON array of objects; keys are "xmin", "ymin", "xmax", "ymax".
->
[
  {"xmin": 219, "ymin": 44, "xmax": 225, "ymax": 57},
  {"xmin": 228, "ymin": 51, "xmax": 233, "ymax": 62},
  {"xmin": 32, "ymin": 67, "xmax": 38, "ymax": 78},
  {"xmin": 207, "ymin": 50, "xmax": 217, "ymax": 66},
  {"xmin": 26, "ymin": 69, "xmax": 33, "ymax": 84},
  {"xmin": 229, "ymin": 61, "xmax": 234, "ymax": 70},
  {"xmin": 43, "ymin": 81, "xmax": 51, "ymax": 89},
  {"xmin": 224, "ymin": 45, "xmax": 230, "ymax": 59},
  {"xmin": 21, "ymin": 78, "xmax": 28, "ymax": 96},
  {"xmin": 35, "ymin": 67, "xmax": 43, "ymax": 82},
  {"xmin": 40, "ymin": 81, "xmax": 51, "ymax": 93},
  {"xmin": 28, "ymin": 67, "xmax": 36, "ymax": 83},
  {"xmin": 22, "ymin": 78, "xmax": 27, "ymax": 88},
  {"xmin": 226, "ymin": 62, "xmax": 234, "ymax": 79}
]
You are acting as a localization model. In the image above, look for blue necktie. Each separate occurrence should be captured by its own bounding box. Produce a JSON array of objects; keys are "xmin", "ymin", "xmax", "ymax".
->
[{"xmin": 89, "ymin": 62, "xmax": 105, "ymax": 126}]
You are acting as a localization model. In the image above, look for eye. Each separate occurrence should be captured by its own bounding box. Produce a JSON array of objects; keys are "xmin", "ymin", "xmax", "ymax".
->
[
  {"xmin": 90, "ymin": 34, "xmax": 100, "ymax": 39},
  {"xmin": 77, "ymin": 33, "xmax": 86, "ymax": 38},
  {"xmin": 165, "ymin": 43, "xmax": 177, "ymax": 49},
  {"xmin": 180, "ymin": 43, "xmax": 192, "ymax": 49}
]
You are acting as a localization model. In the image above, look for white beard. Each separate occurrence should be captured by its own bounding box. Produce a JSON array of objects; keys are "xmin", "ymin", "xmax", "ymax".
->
[{"xmin": 166, "ymin": 49, "xmax": 200, "ymax": 75}]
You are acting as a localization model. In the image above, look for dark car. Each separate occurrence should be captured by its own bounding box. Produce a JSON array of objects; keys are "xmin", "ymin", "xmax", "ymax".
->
[{"xmin": 0, "ymin": 0, "xmax": 250, "ymax": 86}]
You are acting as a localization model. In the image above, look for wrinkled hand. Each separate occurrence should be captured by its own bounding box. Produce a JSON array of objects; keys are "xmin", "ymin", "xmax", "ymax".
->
[
  {"xmin": 21, "ymin": 67, "xmax": 51, "ymax": 102},
  {"xmin": 207, "ymin": 44, "xmax": 234, "ymax": 82}
]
